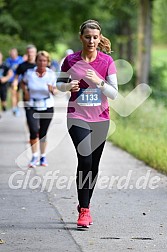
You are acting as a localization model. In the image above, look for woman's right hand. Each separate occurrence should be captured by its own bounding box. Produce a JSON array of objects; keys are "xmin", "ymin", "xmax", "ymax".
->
[
  {"xmin": 24, "ymin": 90, "xmax": 30, "ymax": 101},
  {"xmin": 69, "ymin": 80, "xmax": 80, "ymax": 92}
]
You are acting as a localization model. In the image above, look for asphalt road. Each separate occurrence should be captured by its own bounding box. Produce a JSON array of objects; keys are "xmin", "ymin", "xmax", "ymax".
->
[{"xmin": 0, "ymin": 94, "xmax": 167, "ymax": 251}]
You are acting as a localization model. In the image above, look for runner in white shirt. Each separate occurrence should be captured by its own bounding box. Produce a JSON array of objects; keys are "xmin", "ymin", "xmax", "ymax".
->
[{"xmin": 22, "ymin": 51, "xmax": 57, "ymax": 168}]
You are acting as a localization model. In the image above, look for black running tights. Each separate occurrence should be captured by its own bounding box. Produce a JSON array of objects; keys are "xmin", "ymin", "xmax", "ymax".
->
[
  {"xmin": 67, "ymin": 118, "xmax": 109, "ymax": 208},
  {"xmin": 25, "ymin": 107, "xmax": 54, "ymax": 140}
]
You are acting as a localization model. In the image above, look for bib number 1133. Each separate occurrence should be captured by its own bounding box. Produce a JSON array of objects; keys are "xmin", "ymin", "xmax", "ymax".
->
[{"xmin": 77, "ymin": 88, "xmax": 101, "ymax": 106}]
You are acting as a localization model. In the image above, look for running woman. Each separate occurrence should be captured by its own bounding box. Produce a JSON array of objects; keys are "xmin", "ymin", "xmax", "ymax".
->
[
  {"xmin": 57, "ymin": 20, "xmax": 118, "ymax": 228},
  {"xmin": 22, "ymin": 51, "xmax": 57, "ymax": 168}
]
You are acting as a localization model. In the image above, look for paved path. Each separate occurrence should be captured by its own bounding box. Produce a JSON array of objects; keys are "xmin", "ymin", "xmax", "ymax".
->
[{"xmin": 0, "ymin": 94, "xmax": 167, "ymax": 251}]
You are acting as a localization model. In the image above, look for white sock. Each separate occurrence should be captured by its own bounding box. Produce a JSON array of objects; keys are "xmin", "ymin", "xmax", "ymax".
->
[
  {"xmin": 32, "ymin": 152, "xmax": 38, "ymax": 157},
  {"xmin": 41, "ymin": 153, "xmax": 46, "ymax": 158}
]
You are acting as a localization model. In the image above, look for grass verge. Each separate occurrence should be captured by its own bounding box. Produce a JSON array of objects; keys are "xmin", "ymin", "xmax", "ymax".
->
[{"xmin": 108, "ymin": 96, "xmax": 167, "ymax": 174}]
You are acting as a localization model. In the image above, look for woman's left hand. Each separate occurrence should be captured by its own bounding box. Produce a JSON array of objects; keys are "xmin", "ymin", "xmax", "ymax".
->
[
  {"xmin": 85, "ymin": 69, "xmax": 101, "ymax": 85},
  {"xmin": 48, "ymin": 84, "xmax": 58, "ymax": 95}
]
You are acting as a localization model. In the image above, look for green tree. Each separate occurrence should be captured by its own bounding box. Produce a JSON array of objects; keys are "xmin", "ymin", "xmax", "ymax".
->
[
  {"xmin": 0, "ymin": 0, "xmax": 27, "ymax": 57},
  {"xmin": 153, "ymin": 0, "xmax": 167, "ymax": 44},
  {"xmin": 136, "ymin": 0, "xmax": 153, "ymax": 85},
  {"xmin": 104, "ymin": 0, "xmax": 138, "ymax": 63}
]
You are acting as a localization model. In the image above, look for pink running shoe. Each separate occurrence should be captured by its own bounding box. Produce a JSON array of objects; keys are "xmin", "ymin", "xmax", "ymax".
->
[
  {"xmin": 77, "ymin": 208, "xmax": 90, "ymax": 228},
  {"xmin": 77, "ymin": 205, "xmax": 93, "ymax": 225}
]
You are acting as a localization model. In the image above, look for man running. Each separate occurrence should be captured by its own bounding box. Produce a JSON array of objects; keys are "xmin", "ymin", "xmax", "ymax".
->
[{"xmin": 12, "ymin": 45, "xmax": 37, "ymax": 114}]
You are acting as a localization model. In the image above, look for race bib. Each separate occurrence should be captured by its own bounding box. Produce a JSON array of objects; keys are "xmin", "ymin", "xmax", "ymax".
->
[
  {"xmin": 77, "ymin": 88, "xmax": 101, "ymax": 106},
  {"xmin": 33, "ymin": 98, "xmax": 48, "ymax": 111}
]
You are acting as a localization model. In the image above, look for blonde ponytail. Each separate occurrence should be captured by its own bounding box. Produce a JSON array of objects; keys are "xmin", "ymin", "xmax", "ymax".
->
[{"xmin": 98, "ymin": 34, "xmax": 112, "ymax": 54}]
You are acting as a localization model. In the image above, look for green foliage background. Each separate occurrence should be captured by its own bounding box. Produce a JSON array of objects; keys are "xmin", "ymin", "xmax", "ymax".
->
[{"xmin": 0, "ymin": 0, "xmax": 138, "ymax": 58}]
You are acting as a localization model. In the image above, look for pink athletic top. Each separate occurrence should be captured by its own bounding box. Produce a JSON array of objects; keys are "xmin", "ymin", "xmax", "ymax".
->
[{"xmin": 61, "ymin": 50, "xmax": 116, "ymax": 122}]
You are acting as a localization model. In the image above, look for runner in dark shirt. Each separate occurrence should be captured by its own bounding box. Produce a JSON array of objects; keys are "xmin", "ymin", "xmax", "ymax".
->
[{"xmin": 0, "ymin": 51, "xmax": 13, "ymax": 112}]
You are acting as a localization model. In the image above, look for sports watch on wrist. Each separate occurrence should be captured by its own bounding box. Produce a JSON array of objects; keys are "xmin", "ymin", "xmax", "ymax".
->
[{"xmin": 97, "ymin": 80, "xmax": 105, "ymax": 88}]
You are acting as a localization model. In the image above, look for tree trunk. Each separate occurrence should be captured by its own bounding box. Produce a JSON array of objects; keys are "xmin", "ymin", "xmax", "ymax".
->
[
  {"xmin": 126, "ymin": 23, "xmax": 133, "ymax": 64},
  {"xmin": 117, "ymin": 21, "xmax": 134, "ymax": 64},
  {"xmin": 136, "ymin": 0, "xmax": 153, "ymax": 85},
  {"xmin": 117, "ymin": 23, "xmax": 126, "ymax": 59}
]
